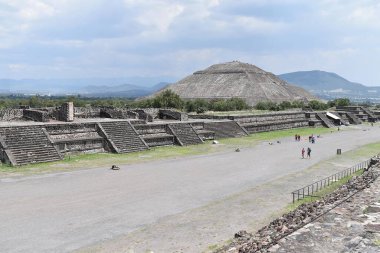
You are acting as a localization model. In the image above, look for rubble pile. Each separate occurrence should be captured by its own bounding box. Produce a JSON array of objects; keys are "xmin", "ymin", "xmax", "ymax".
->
[{"xmin": 217, "ymin": 158, "xmax": 380, "ymax": 253}]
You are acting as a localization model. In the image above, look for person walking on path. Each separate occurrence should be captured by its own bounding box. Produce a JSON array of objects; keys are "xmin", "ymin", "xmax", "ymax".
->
[
  {"xmin": 301, "ymin": 148, "xmax": 305, "ymax": 159},
  {"xmin": 307, "ymin": 147, "xmax": 311, "ymax": 158}
]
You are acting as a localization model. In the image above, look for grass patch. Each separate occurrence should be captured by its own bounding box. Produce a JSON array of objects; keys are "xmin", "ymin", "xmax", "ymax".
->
[
  {"xmin": 0, "ymin": 143, "xmax": 222, "ymax": 175},
  {"xmin": 194, "ymin": 109, "xmax": 271, "ymax": 116},
  {"xmin": 204, "ymin": 239, "xmax": 233, "ymax": 253},
  {"xmin": 287, "ymin": 169, "xmax": 364, "ymax": 211},
  {"xmin": 339, "ymin": 142, "xmax": 380, "ymax": 160},
  {"xmin": 207, "ymin": 244, "xmax": 219, "ymax": 251},
  {"xmin": 219, "ymin": 127, "xmax": 336, "ymax": 147}
]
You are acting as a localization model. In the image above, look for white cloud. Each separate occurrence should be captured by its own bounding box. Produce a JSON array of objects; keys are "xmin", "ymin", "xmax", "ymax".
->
[
  {"xmin": 8, "ymin": 63, "xmax": 26, "ymax": 71},
  {"xmin": 17, "ymin": 0, "xmax": 56, "ymax": 20},
  {"xmin": 234, "ymin": 16, "xmax": 287, "ymax": 33},
  {"xmin": 1, "ymin": 0, "xmax": 380, "ymax": 85},
  {"xmin": 136, "ymin": 3, "xmax": 184, "ymax": 33},
  {"xmin": 346, "ymin": 4, "xmax": 380, "ymax": 26}
]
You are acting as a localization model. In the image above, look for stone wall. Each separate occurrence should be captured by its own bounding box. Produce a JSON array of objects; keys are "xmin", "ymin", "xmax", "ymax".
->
[
  {"xmin": 74, "ymin": 107, "xmax": 101, "ymax": 118},
  {"xmin": 59, "ymin": 102, "xmax": 74, "ymax": 122},
  {"xmin": 23, "ymin": 109, "xmax": 49, "ymax": 122},
  {"xmin": 100, "ymin": 108, "xmax": 130, "ymax": 119},
  {"xmin": 141, "ymin": 108, "xmax": 160, "ymax": 118},
  {"xmin": 54, "ymin": 139, "xmax": 105, "ymax": 155},
  {"xmin": 188, "ymin": 114, "xmax": 230, "ymax": 120},
  {"xmin": 159, "ymin": 109, "xmax": 188, "ymax": 121},
  {"xmin": 189, "ymin": 112, "xmax": 306, "ymax": 122},
  {"xmin": 0, "ymin": 137, "xmax": 11, "ymax": 164},
  {"xmin": 243, "ymin": 120, "xmax": 309, "ymax": 133},
  {"xmin": 126, "ymin": 110, "xmax": 138, "ymax": 119},
  {"xmin": 0, "ymin": 109, "xmax": 23, "ymax": 121},
  {"xmin": 233, "ymin": 112, "xmax": 309, "ymax": 133},
  {"xmin": 232, "ymin": 112, "xmax": 306, "ymax": 124},
  {"xmin": 45, "ymin": 123, "xmax": 105, "ymax": 155},
  {"xmin": 131, "ymin": 109, "xmax": 154, "ymax": 122},
  {"xmin": 133, "ymin": 123, "xmax": 169, "ymax": 135}
]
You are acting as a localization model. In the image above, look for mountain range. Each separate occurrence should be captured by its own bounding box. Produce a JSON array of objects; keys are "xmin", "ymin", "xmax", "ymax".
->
[
  {"xmin": 0, "ymin": 78, "xmax": 169, "ymax": 98},
  {"xmin": 278, "ymin": 70, "xmax": 380, "ymax": 101},
  {"xmin": 1, "ymin": 70, "xmax": 380, "ymax": 102}
]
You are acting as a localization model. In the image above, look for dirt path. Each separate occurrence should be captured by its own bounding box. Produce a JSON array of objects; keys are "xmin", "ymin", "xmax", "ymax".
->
[{"xmin": 1, "ymin": 125, "xmax": 380, "ymax": 253}]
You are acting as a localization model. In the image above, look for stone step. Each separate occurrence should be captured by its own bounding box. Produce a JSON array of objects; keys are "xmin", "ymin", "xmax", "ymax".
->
[
  {"xmin": 316, "ymin": 113, "xmax": 336, "ymax": 128},
  {"xmin": 0, "ymin": 126, "xmax": 62, "ymax": 166},
  {"xmin": 203, "ymin": 121, "xmax": 247, "ymax": 139},
  {"xmin": 99, "ymin": 121, "xmax": 148, "ymax": 153},
  {"xmin": 169, "ymin": 123, "xmax": 203, "ymax": 146}
]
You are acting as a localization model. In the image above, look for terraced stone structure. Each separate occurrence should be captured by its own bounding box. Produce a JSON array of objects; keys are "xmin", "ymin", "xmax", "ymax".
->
[
  {"xmin": 157, "ymin": 61, "xmax": 316, "ymax": 106},
  {"xmin": 336, "ymin": 106, "xmax": 378, "ymax": 122},
  {"xmin": 232, "ymin": 112, "xmax": 309, "ymax": 133},
  {"xmin": 0, "ymin": 126, "xmax": 61, "ymax": 166},
  {"xmin": 0, "ymin": 105, "xmax": 365, "ymax": 166}
]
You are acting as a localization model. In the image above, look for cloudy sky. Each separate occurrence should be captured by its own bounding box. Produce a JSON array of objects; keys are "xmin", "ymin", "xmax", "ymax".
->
[{"xmin": 1, "ymin": 0, "xmax": 380, "ymax": 86}]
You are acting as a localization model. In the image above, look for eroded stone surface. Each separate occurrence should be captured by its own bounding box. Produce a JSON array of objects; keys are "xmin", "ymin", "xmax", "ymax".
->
[{"xmin": 217, "ymin": 159, "xmax": 380, "ymax": 253}]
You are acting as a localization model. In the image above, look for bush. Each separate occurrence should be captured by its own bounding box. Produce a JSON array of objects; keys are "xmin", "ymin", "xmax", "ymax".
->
[
  {"xmin": 151, "ymin": 90, "xmax": 184, "ymax": 109},
  {"xmin": 255, "ymin": 101, "xmax": 279, "ymax": 111},
  {"xmin": 327, "ymin": 98, "xmax": 350, "ymax": 107},
  {"xmin": 279, "ymin": 101, "xmax": 292, "ymax": 110},
  {"xmin": 308, "ymin": 100, "xmax": 329, "ymax": 110},
  {"xmin": 291, "ymin": 100, "xmax": 305, "ymax": 108}
]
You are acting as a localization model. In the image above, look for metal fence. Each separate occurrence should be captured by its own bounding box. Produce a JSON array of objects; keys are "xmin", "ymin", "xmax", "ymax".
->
[{"xmin": 291, "ymin": 158, "xmax": 373, "ymax": 203}]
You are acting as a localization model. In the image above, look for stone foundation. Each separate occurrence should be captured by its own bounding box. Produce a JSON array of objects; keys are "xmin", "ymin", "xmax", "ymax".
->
[
  {"xmin": 159, "ymin": 109, "xmax": 188, "ymax": 121},
  {"xmin": 23, "ymin": 109, "xmax": 49, "ymax": 122},
  {"xmin": 45, "ymin": 123, "xmax": 105, "ymax": 155},
  {"xmin": 0, "ymin": 109, "xmax": 23, "ymax": 121}
]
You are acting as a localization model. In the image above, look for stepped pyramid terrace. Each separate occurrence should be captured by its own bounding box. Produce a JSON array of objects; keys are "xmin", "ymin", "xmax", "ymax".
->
[
  {"xmin": 0, "ymin": 101, "xmax": 377, "ymax": 166},
  {"xmin": 158, "ymin": 61, "xmax": 316, "ymax": 106}
]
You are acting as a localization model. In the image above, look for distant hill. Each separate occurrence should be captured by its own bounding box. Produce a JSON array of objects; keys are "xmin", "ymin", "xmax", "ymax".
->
[
  {"xmin": 0, "ymin": 78, "xmax": 171, "ymax": 98},
  {"xmin": 278, "ymin": 70, "xmax": 380, "ymax": 101},
  {"xmin": 150, "ymin": 82, "xmax": 170, "ymax": 92},
  {"xmin": 279, "ymin": 70, "xmax": 367, "ymax": 91},
  {"xmin": 81, "ymin": 83, "xmax": 151, "ymax": 98}
]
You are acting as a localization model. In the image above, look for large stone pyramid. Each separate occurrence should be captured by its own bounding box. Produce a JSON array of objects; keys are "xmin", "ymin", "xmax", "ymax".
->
[{"xmin": 160, "ymin": 61, "xmax": 316, "ymax": 106}]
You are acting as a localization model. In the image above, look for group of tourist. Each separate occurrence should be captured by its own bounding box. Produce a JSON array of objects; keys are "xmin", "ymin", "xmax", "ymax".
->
[
  {"xmin": 308, "ymin": 135, "xmax": 316, "ymax": 144},
  {"xmin": 294, "ymin": 133, "xmax": 313, "ymax": 159},
  {"xmin": 301, "ymin": 147, "xmax": 311, "ymax": 159}
]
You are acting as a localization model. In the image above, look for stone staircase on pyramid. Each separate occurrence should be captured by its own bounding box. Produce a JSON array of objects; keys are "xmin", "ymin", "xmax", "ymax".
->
[
  {"xmin": 98, "ymin": 121, "xmax": 149, "ymax": 153},
  {"xmin": 316, "ymin": 113, "xmax": 336, "ymax": 128},
  {"xmin": 168, "ymin": 123, "xmax": 203, "ymax": 146},
  {"xmin": 0, "ymin": 126, "xmax": 62, "ymax": 166},
  {"xmin": 203, "ymin": 121, "xmax": 248, "ymax": 139},
  {"xmin": 345, "ymin": 112, "xmax": 362, "ymax": 125}
]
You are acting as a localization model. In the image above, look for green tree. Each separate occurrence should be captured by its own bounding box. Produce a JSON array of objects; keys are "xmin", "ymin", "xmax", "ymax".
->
[
  {"xmin": 255, "ymin": 101, "xmax": 279, "ymax": 111},
  {"xmin": 152, "ymin": 90, "xmax": 184, "ymax": 109},
  {"xmin": 279, "ymin": 101, "xmax": 292, "ymax": 110},
  {"xmin": 308, "ymin": 100, "xmax": 328, "ymax": 110},
  {"xmin": 328, "ymin": 98, "xmax": 350, "ymax": 107},
  {"xmin": 291, "ymin": 100, "xmax": 305, "ymax": 108}
]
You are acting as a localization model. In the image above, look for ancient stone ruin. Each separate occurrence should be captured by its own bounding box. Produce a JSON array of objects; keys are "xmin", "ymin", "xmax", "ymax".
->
[
  {"xmin": 216, "ymin": 157, "xmax": 380, "ymax": 253},
  {"xmin": 0, "ymin": 103, "xmax": 377, "ymax": 166},
  {"xmin": 156, "ymin": 61, "xmax": 317, "ymax": 106}
]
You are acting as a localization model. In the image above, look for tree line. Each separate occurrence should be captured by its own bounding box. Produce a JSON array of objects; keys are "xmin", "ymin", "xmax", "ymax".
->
[{"xmin": 0, "ymin": 91, "xmax": 371, "ymax": 113}]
